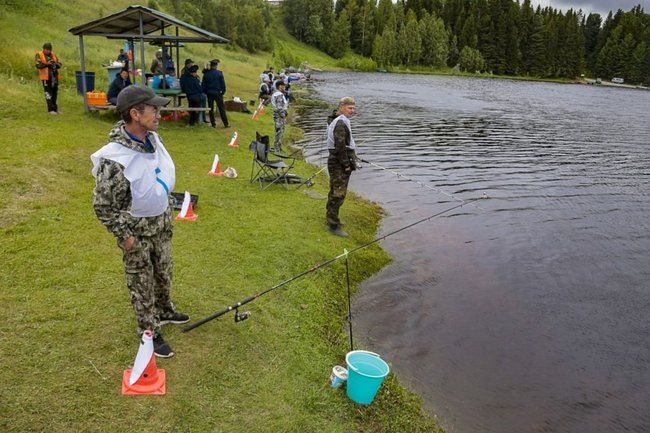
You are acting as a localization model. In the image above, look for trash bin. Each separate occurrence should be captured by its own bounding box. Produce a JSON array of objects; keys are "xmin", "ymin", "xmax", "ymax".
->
[
  {"xmin": 106, "ymin": 66, "xmax": 123, "ymax": 83},
  {"xmin": 75, "ymin": 71, "xmax": 95, "ymax": 95}
]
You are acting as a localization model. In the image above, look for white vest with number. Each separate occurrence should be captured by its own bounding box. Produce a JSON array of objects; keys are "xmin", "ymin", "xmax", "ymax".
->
[
  {"xmin": 327, "ymin": 115, "xmax": 355, "ymax": 150},
  {"xmin": 91, "ymin": 134, "xmax": 175, "ymax": 217}
]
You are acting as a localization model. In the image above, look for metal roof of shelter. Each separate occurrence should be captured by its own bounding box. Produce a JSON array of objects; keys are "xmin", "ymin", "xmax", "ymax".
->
[
  {"xmin": 69, "ymin": 4, "xmax": 229, "ymax": 43},
  {"xmin": 68, "ymin": 4, "xmax": 229, "ymax": 109}
]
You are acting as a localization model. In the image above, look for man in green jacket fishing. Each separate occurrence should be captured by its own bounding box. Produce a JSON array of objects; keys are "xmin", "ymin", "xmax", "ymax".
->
[{"xmin": 326, "ymin": 96, "xmax": 358, "ymax": 237}]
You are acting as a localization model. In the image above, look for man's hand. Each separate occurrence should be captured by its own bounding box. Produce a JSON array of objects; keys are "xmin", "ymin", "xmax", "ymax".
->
[{"xmin": 123, "ymin": 236, "xmax": 135, "ymax": 251}]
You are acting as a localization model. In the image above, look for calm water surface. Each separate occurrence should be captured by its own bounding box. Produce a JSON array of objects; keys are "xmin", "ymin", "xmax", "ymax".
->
[{"xmin": 293, "ymin": 72, "xmax": 650, "ymax": 433}]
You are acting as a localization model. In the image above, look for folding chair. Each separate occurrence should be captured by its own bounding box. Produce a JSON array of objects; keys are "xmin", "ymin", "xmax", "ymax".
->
[{"xmin": 249, "ymin": 133, "xmax": 297, "ymax": 190}]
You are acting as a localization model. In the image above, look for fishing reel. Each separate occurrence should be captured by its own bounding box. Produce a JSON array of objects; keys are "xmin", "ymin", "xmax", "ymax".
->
[{"xmin": 234, "ymin": 308, "xmax": 251, "ymax": 323}]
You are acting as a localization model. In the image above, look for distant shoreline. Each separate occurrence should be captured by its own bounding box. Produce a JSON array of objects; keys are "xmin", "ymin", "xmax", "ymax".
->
[{"xmin": 580, "ymin": 78, "xmax": 650, "ymax": 90}]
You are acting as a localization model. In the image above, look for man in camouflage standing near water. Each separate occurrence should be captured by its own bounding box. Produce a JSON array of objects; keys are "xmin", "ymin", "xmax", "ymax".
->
[
  {"xmin": 91, "ymin": 86, "xmax": 189, "ymax": 358},
  {"xmin": 326, "ymin": 97, "xmax": 358, "ymax": 238},
  {"xmin": 271, "ymin": 80, "xmax": 288, "ymax": 152}
]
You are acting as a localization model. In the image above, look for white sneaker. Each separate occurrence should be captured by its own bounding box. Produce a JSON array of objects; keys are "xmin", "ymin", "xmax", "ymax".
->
[{"xmin": 49, "ymin": 111, "xmax": 58, "ymax": 115}]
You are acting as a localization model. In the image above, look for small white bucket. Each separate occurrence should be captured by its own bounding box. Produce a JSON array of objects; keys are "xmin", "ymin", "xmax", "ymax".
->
[{"xmin": 328, "ymin": 365, "xmax": 348, "ymax": 389}]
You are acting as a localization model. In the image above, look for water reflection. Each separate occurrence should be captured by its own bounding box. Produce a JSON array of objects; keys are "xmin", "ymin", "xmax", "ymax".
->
[{"xmin": 295, "ymin": 72, "xmax": 650, "ymax": 433}]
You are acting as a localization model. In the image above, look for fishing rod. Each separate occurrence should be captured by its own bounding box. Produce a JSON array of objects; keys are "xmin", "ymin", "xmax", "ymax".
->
[
  {"xmin": 296, "ymin": 166, "xmax": 327, "ymax": 190},
  {"xmin": 183, "ymin": 195, "xmax": 486, "ymax": 333},
  {"xmin": 359, "ymin": 157, "xmax": 487, "ymax": 209}
]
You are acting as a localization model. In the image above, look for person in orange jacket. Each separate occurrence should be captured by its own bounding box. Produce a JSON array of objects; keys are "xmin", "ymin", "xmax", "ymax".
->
[{"xmin": 35, "ymin": 42, "xmax": 62, "ymax": 114}]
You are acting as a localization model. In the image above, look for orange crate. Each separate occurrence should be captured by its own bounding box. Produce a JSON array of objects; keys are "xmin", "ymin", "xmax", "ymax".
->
[{"xmin": 87, "ymin": 91, "xmax": 107, "ymax": 106}]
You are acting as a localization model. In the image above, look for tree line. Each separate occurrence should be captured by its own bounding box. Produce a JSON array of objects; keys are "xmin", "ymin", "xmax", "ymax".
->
[
  {"xmin": 149, "ymin": 0, "xmax": 274, "ymax": 53},
  {"xmin": 283, "ymin": 0, "xmax": 650, "ymax": 84},
  {"xmin": 148, "ymin": 0, "xmax": 650, "ymax": 85}
]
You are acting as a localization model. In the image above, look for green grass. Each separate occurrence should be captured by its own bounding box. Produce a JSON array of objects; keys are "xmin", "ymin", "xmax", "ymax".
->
[{"xmin": 0, "ymin": 1, "xmax": 442, "ymax": 432}]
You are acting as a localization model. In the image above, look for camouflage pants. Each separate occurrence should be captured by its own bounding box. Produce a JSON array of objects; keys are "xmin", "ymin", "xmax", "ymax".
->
[
  {"xmin": 326, "ymin": 158, "xmax": 351, "ymax": 227},
  {"xmin": 273, "ymin": 112, "xmax": 286, "ymax": 150},
  {"xmin": 119, "ymin": 229, "xmax": 175, "ymax": 337}
]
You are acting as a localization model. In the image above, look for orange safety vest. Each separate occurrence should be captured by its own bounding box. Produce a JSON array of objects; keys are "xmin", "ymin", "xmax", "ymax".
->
[{"xmin": 37, "ymin": 50, "xmax": 60, "ymax": 81}]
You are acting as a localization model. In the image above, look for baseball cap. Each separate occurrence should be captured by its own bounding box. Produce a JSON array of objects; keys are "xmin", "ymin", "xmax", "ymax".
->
[
  {"xmin": 188, "ymin": 65, "xmax": 199, "ymax": 73},
  {"xmin": 184, "ymin": 58, "xmax": 194, "ymax": 65},
  {"xmin": 116, "ymin": 85, "xmax": 170, "ymax": 114},
  {"xmin": 210, "ymin": 59, "xmax": 220, "ymax": 66}
]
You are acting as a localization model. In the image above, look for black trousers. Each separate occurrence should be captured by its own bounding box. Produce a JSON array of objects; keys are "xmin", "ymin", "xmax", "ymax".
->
[
  {"xmin": 187, "ymin": 95, "xmax": 203, "ymax": 125},
  {"xmin": 42, "ymin": 80, "xmax": 58, "ymax": 112},
  {"xmin": 207, "ymin": 93, "xmax": 229, "ymax": 127}
]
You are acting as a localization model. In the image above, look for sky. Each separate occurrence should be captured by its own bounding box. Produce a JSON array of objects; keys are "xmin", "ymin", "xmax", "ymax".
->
[{"xmin": 532, "ymin": 0, "xmax": 650, "ymax": 17}]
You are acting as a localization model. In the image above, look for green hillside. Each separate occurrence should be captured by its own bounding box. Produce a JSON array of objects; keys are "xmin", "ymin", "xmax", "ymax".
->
[{"xmin": 0, "ymin": 1, "xmax": 441, "ymax": 432}]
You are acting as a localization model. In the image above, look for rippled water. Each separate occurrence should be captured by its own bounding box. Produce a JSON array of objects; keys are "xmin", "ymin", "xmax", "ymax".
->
[{"xmin": 294, "ymin": 72, "xmax": 650, "ymax": 433}]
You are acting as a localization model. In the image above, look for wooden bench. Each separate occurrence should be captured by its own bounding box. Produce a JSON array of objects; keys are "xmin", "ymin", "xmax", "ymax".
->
[
  {"xmin": 87, "ymin": 104, "xmax": 116, "ymax": 111},
  {"xmin": 160, "ymin": 106, "xmax": 209, "ymax": 112},
  {"xmin": 87, "ymin": 105, "xmax": 208, "ymax": 112}
]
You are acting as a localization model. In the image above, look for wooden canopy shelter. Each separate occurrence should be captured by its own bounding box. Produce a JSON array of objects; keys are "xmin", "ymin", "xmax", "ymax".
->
[{"xmin": 68, "ymin": 4, "xmax": 229, "ymax": 110}]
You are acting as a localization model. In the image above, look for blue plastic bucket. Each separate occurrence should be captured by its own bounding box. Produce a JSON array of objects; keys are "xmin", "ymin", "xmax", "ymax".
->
[{"xmin": 345, "ymin": 350, "xmax": 390, "ymax": 405}]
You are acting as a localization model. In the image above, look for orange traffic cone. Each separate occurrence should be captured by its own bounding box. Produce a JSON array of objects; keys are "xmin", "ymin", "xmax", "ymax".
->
[
  {"xmin": 228, "ymin": 131, "xmax": 239, "ymax": 148},
  {"xmin": 122, "ymin": 330, "xmax": 166, "ymax": 395},
  {"xmin": 252, "ymin": 101, "xmax": 265, "ymax": 120},
  {"xmin": 208, "ymin": 154, "xmax": 224, "ymax": 176},
  {"xmin": 175, "ymin": 191, "xmax": 198, "ymax": 221}
]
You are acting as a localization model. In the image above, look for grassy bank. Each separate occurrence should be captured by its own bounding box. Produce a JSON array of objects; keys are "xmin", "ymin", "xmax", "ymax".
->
[{"xmin": 0, "ymin": 1, "xmax": 441, "ymax": 432}]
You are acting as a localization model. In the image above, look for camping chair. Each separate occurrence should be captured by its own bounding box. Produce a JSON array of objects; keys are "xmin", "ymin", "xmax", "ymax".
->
[{"xmin": 249, "ymin": 133, "xmax": 297, "ymax": 190}]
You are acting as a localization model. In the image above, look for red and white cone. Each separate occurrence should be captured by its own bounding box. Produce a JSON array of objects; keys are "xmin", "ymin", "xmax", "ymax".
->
[
  {"xmin": 175, "ymin": 191, "xmax": 198, "ymax": 221},
  {"xmin": 208, "ymin": 154, "xmax": 224, "ymax": 176},
  {"xmin": 228, "ymin": 131, "xmax": 239, "ymax": 148},
  {"xmin": 122, "ymin": 330, "xmax": 166, "ymax": 395}
]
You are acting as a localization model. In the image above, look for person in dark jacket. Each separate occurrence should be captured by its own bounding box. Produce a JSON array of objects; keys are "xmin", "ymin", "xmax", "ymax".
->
[
  {"xmin": 180, "ymin": 65, "xmax": 204, "ymax": 126},
  {"xmin": 201, "ymin": 59, "xmax": 229, "ymax": 128},
  {"xmin": 107, "ymin": 68, "xmax": 132, "ymax": 105}
]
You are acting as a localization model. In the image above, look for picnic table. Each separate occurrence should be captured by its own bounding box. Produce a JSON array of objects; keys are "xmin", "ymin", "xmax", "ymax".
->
[
  {"xmin": 153, "ymin": 88, "xmax": 184, "ymax": 108},
  {"xmin": 152, "ymin": 88, "xmax": 209, "ymax": 120}
]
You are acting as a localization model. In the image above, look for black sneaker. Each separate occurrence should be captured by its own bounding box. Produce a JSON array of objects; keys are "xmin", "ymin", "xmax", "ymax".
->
[
  {"xmin": 328, "ymin": 225, "xmax": 349, "ymax": 238},
  {"xmin": 153, "ymin": 335, "xmax": 174, "ymax": 358},
  {"xmin": 160, "ymin": 311, "xmax": 190, "ymax": 325}
]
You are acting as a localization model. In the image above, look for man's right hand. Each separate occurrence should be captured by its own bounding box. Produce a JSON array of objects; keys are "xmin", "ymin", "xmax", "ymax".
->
[{"xmin": 123, "ymin": 236, "xmax": 135, "ymax": 251}]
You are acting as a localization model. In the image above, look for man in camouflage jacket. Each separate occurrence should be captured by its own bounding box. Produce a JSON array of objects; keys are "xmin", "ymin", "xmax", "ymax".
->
[
  {"xmin": 91, "ymin": 86, "xmax": 189, "ymax": 358},
  {"xmin": 326, "ymin": 96, "xmax": 358, "ymax": 238},
  {"xmin": 271, "ymin": 80, "xmax": 288, "ymax": 152}
]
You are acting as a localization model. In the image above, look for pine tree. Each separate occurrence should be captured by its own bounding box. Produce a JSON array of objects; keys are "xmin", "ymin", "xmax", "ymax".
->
[
  {"xmin": 420, "ymin": 11, "xmax": 449, "ymax": 67},
  {"xmin": 326, "ymin": 8, "xmax": 352, "ymax": 58},
  {"xmin": 583, "ymin": 13, "xmax": 602, "ymax": 74},
  {"xmin": 401, "ymin": 10, "xmax": 423, "ymax": 65}
]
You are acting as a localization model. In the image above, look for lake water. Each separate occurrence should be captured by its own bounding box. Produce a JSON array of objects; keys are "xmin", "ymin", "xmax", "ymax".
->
[{"xmin": 293, "ymin": 72, "xmax": 650, "ymax": 433}]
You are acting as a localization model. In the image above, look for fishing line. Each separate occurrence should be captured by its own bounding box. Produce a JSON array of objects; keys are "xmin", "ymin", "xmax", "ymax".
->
[
  {"xmin": 182, "ymin": 196, "xmax": 485, "ymax": 333},
  {"xmin": 360, "ymin": 158, "xmax": 486, "ymax": 210}
]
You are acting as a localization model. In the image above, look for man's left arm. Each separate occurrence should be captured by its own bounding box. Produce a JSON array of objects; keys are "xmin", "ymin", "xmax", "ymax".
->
[{"xmin": 219, "ymin": 72, "xmax": 226, "ymax": 95}]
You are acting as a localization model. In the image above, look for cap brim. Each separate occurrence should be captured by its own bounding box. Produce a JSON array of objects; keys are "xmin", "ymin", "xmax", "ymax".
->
[{"xmin": 146, "ymin": 95, "xmax": 171, "ymax": 107}]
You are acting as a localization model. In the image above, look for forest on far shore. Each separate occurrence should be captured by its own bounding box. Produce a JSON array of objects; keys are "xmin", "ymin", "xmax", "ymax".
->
[{"xmin": 142, "ymin": 0, "xmax": 650, "ymax": 84}]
